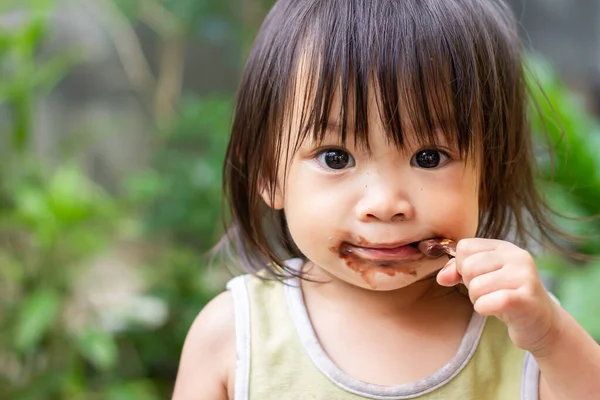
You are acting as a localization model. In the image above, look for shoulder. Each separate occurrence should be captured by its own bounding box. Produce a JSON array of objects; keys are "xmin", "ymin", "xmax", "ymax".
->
[{"xmin": 172, "ymin": 291, "xmax": 235, "ymax": 400}]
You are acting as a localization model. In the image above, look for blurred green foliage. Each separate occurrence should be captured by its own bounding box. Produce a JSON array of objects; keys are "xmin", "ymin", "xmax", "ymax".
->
[
  {"xmin": 0, "ymin": 1, "xmax": 599, "ymax": 399},
  {"xmin": 127, "ymin": 95, "xmax": 231, "ymax": 246},
  {"xmin": 527, "ymin": 57, "xmax": 600, "ymax": 338},
  {"xmin": 0, "ymin": 2, "xmax": 232, "ymax": 398},
  {"xmin": 0, "ymin": 8, "xmax": 129, "ymax": 399}
]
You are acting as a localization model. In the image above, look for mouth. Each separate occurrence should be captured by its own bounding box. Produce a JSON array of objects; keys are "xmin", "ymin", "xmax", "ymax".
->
[
  {"xmin": 339, "ymin": 237, "xmax": 456, "ymax": 263},
  {"xmin": 341, "ymin": 240, "xmax": 424, "ymax": 262}
]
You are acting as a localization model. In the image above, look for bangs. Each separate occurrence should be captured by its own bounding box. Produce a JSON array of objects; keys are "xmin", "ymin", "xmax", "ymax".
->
[{"xmin": 271, "ymin": 0, "xmax": 515, "ymax": 159}]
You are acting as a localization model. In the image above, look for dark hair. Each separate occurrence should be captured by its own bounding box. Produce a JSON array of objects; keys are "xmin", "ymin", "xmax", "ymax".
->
[{"xmin": 220, "ymin": 0, "xmax": 570, "ymax": 278}]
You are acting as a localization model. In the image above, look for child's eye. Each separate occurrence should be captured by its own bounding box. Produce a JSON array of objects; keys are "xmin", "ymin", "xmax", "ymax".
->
[
  {"xmin": 315, "ymin": 149, "xmax": 356, "ymax": 170},
  {"xmin": 410, "ymin": 149, "xmax": 450, "ymax": 169}
]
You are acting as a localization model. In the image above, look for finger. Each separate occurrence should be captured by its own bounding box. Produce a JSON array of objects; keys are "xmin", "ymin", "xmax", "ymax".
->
[
  {"xmin": 466, "ymin": 269, "xmax": 521, "ymax": 304},
  {"xmin": 436, "ymin": 258, "xmax": 461, "ymax": 287},
  {"xmin": 473, "ymin": 289, "xmax": 519, "ymax": 316},
  {"xmin": 456, "ymin": 238, "xmax": 517, "ymax": 258},
  {"xmin": 456, "ymin": 251, "xmax": 504, "ymax": 286}
]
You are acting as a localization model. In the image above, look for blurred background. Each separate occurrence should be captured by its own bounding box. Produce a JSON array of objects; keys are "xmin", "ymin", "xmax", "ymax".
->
[{"xmin": 1, "ymin": 0, "xmax": 600, "ymax": 398}]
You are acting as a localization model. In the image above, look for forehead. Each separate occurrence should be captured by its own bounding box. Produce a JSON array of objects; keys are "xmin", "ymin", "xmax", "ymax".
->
[{"xmin": 288, "ymin": 48, "xmax": 463, "ymax": 153}]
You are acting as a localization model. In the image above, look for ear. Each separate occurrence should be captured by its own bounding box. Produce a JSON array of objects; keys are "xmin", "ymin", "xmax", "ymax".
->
[{"xmin": 260, "ymin": 181, "xmax": 284, "ymax": 210}]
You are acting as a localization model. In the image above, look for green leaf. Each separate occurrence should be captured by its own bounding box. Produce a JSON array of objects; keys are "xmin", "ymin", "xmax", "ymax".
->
[
  {"xmin": 19, "ymin": 16, "xmax": 47, "ymax": 54},
  {"xmin": 74, "ymin": 329, "xmax": 119, "ymax": 371},
  {"xmin": 14, "ymin": 290, "xmax": 61, "ymax": 351},
  {"xmin": 14, "ymin": 184, "xmax": 56, "ymax": 227},
  {"xmin": 0, "ymin": 30, "xmax": 11, "ymax": 53},
  {"xmin": 47, "ymin": 165, "xmax": 104, "ymax": 224},
  {"xmin": 12, "ymin": 92, "xmax": 32, "ymax": 150}
]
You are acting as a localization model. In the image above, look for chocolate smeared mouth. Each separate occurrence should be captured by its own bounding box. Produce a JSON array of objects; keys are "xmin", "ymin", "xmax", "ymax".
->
[
  {"xmin": 417, "ymin": 238, "xmax": 456, "ymax": 258},
  {"xmin": 331, "ymin": 241, "xmax": 419, "ymax": 289},
  {"xmin": 330, "ymin": 237, "xmax": 455, "ymax": 289}
]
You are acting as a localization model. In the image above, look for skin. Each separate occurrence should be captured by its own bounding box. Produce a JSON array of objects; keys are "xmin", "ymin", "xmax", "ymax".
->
[
  {"xmin": 172, "ymin": 90, "xmax": 600, "ymax": 400},
  {"xmin": 438, "ymin": 240, "xmax": 600, "ymax": 400}
]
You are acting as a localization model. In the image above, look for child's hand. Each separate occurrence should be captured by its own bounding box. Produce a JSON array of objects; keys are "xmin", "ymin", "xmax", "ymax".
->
[{"xmin": 436, "ymin": 238, "xmax": 561, "ymax": 355}]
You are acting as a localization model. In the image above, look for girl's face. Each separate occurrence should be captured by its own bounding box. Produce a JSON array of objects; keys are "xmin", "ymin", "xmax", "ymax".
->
[{"xmin": 264, "ymin": 92, "xmax": 480, "ymax": 291}]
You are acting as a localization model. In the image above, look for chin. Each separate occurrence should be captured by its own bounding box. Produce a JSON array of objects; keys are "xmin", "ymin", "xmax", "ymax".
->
[
  {"xmin": 342, "ymin": 261, "xmax": 444, "ymax": 291},
  {"xmin": 356, "ymin": 275, "xmax": 423, "ymax": 291}
]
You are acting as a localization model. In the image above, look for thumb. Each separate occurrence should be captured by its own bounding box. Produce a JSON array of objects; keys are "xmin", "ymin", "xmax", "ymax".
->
[{"xmin": 436, "ymin": 258, "xmax": 461, "ymax": 287}]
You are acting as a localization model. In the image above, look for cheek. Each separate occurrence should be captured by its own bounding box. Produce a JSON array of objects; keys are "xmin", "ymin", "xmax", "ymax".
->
[
  {"xmin": 453, "ymin": 183, "xmax": 479, "ymax": 236},
  {"xmin": 419, "ymin": 174, "xmax": 479, "ymax": 237},
  {"xmin": 282, "ymin": 163, "xmax": 353, "ymax": 256},
  {"xmin": 283, "ymin": 161, "xmax": 352, "ymax": 215},
  {"xmin": 282, "ymin": 165, "xmax": 333, "ymax": 231},
  {"xmin": 283, "ymin": 190, "xmax": 341, "ymax": 263}
]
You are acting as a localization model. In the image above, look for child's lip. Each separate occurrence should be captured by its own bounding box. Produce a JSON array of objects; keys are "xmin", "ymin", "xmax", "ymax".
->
[
  {"xmin": 349, "ymin": 237, "xmax": 422, "ymax": 249},
  {"xmin": 357, "ymin": 241, "xmax": 415, "ymax": 249},
  {"xmin": 343, "ymin": 242, "xmax": 423, "ymax": 261}
]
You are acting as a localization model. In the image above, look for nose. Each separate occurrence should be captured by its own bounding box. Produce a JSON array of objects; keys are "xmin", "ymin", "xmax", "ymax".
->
[{"xmin": 355, "ymin": 179, "xmax": 415, "ymax": 223}]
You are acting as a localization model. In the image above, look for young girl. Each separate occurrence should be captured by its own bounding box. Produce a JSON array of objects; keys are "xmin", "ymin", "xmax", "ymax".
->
[{"xmin": 173, "ymin": 0, "xmax": 600, "ymax": 398}]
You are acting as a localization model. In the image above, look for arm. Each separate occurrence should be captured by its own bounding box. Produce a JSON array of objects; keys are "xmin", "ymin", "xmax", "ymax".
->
[
  {"xmin": 172, "ymin": 291, "xmax": 235, "ymax": 400},
  {"xmin": 537, "ymin": 305, "xmax": 600, "ymax": 400},
  {"xmin": 437, "ymin": 238, "xmax": 600, "ymax": 400}
]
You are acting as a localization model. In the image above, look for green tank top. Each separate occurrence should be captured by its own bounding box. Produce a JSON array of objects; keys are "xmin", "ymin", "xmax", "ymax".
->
[{"xmin": 226, "ymin": 258, "xmax": 540, "ymax": 399}]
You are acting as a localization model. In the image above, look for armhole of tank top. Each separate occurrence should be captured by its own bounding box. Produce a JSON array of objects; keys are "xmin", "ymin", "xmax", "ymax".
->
[
  {"xmin": 521, "ymin": 291, "xmax": 560, "ymax": 400},
  {"xmin": 521, "ymin": 352, "xmax": 540, "ymax": 400},
  {"xmin": 226, "ymin": 276, "xmax": 250, "ymax": 400}
]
